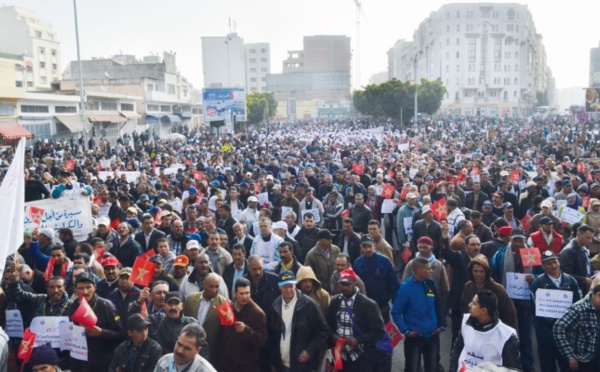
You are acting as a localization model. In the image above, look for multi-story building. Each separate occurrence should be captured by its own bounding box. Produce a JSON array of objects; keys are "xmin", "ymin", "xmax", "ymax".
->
[
  {"xmin": 387, "ymin": 3, "xmax": 554, "ymax": 117},
  {"xmin": 245, "ymin": 43, "xmax": 270, "ymax": 92},
  {"xmin": 591, "ymin": 42, "xmax": 600, "ymax": 88},
  {"xmin": 0, "ymin": 6, "xmax": 61, "ymax": 91},
  {"xmin": 202, "ymin": 34, "xmax": 247, "ymax": 89},
  {"xmin": 266, "ymin": 35, "xmax": 352, "ymax": 119},
  {"xmin": 62, "ymin": 52, "xmax": 200, "ymax": 137}
]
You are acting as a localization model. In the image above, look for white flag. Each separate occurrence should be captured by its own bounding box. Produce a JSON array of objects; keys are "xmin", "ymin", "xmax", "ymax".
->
[{"xmin": 0, "ymin": 138, "xmax": 25, "ymax": 276}]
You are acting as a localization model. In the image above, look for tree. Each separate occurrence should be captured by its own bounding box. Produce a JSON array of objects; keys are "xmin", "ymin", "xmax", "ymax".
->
[
  {"xmin": 353, "ymin": 78, "xmax": 446, "ymax": 125},
  {"xmin": 246, "ymin": 92, "xmax": 278, "ymax": 125}
]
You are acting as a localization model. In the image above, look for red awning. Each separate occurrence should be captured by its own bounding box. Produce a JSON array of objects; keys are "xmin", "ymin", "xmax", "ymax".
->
[{"xmin": 0, "ymin": 122, "xmax": 33, "ymax": 139}]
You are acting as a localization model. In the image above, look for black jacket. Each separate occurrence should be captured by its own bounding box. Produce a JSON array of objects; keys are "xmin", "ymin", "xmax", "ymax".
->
[
  {"xmin": 109, "ymin": 337, "xmax": 162, "ymax": 372},
  {"xmin": 232, "ymin": 235, "xmax": 254, "ymax": 257},
  {"xmin": 222, "ymin": 260, "xmax": 248, "ymax": 296},
  {"xmin": 62, "ymin": 237, "xmax": 80, "ymax": 261},
  {"xmin": 25, "ymin": 179, "xmax": 50, "ymax": 202},
  {"xmin": 326, "ymin": 291, "xmax": 386, "ymax": 354},
  {"xmin": 441, "ymin": 237, "xmax": 471, "ymax": 311},
  {"xmin": 134, "ymin": 229, "xmax": 166, "ymax": 252},
  {"xmin": 450, "ymin": 317, "xmax": 522, "ymax": 372},
  {"xmin": 336, "ymin": 231, "xmax": 362, "ymax": 263},
  {"xmin": 559, "ymin": 239, "xmax": 591, "ymax": 292},
  {"xmin": 245, "ymin": 270, "xmax": 280, "ymax": 314},
  {"xmin": 110, "ymin": 236, "xmax": 143, "ymax": 268},
  {"xmin": 411, "ymin": 219, "xmax": 443, "ymax": 256},
  {"xmin": 267, "ymin": 291, "xmax": 330, "ymax": 372},
  {"xmin": 481, "ymin": 238, "xmax": 506, "ymax": 262}
]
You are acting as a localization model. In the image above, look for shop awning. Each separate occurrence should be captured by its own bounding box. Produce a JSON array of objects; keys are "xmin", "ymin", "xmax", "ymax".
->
[
  {"xmin": 88, "ymin": 115, "xmax": 127, "ymax": 124},
  {"xmin": 160, "ymin": 115, "xmax": 181, "ymax": 125},
  {"xmin": 120, "ymin": 111, "xmax": 142, "ymax": 119},
  {"xmin": 0, "ymin": 122, "xmax": 32, "ymax": 139},
  {"xmin": 55, "ymin": 115, "xmax": 87, "ymax": 133}
]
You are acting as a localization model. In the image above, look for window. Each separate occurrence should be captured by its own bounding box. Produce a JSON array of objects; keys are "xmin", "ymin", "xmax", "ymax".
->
[
  {"xmin": 507, "ymin": 24, "xmax": 514, "ymax": 32},
  {"xmin": 468, "ymin": 38, "xmax": 476, "ymax": 63},
  {"xmin": 514, "ymin": 78, "xmax": 518, "ymax": 85},
  {"xmin": 47, "ymin": 33, "xmax": 54, "ymax": 40},
  {"xmin": 469, "ymin": 63, "xmax": 476, "ymax": 71},
  {"xmin": 147, "ymin": 104, "xmax": 159, "ymax": 111},
  {"xmin": 23, "ymin": 123, "xmax": 50, "ymax": 138},
  {"xmin": 146, "ymin": 83, "xmax": 154, "ymax": 91},
  {"xmin": 40, "ymin": 76, "xmax": 47, "ymax": 83},
  {"xmin": 16, "ymin": 80, "xmax": 23, "ymax": 88},
  {"xmin": 481, "ymin": 9, "xmax": 491, "ymax": 18},
  {"xmin": 260, "ymin": 67, "xmax": 267, "ymax": 72},
  {"xmin": 456, "ymin": 11, "xmax": 460, "ymax": 18},
  {"xmin": 515, "ymin": 51, "xmax": 519, "ymax": 58},
  {"xmin": 446, "ymin": 52, "xmax": 450, "ymax": 59},
  {"xmin": 494, "ymin": 38, "xmax": 502, "ymax": 63},
  {"xmin": 456, "ymin": 52, "xmax": 460, "ymax": 58},
  {"xmin": 39, "ymin": 61, "xmax": 45, "ymax": 68},
  {"xmin": 515, "ymin": 64, "xmax": 518, "ymax": 72},
  {"xmin": 52, "ymin": 63, "xmax": 57, "ymax": 71},
  {"xmin": 27, "ymin": 82, "xmax": 33, "ymax": 88},
  {"xmin": 35, "ymin": 30, "xmax": 41, "ymax": 38},
  {"xmin": 456, "ymin": 24, "xmax": 460, "ymax": 32},
  {"xmin": 167, "ymin": 84, "xmax": 176, "ymax": 94},
  {"xmin": 446, "ymin": 39, "xmax": 449, "ymax": 46},
  {"xmin": 261, "ymin": 48, "xmax": 267, "ymax": 53},
  {"xmin": 250, "ymin": 77, "xmax": 257, "ymax": 82},
  {"xmin": 514, "ymin": 91, "xmax": 517, "ymax": 97},
  {"xmin": 51, "ymin": 49, "xmax": 57, "ymax": 56},
  {"xmin": 55, "ymin": 106, "xmax": 77, "ymax": 113},
  {"xmin": 249, "ymin": 49, "xmax": 256, "ymax": 54},
  {"xmin": 446, "ymin": 25, "xmax": 450, "ymax": 32},
  {"xmin": 446, "ymin": 65, "xmax": 450, "ymax": 72},
  {"xmin": 0, "ymin": 104, "xmax": 15, "ymax": 116},
  {"xmin": 261, "ymin": 77, "xmax": 266, "ymax": 82},
  {"xmin": 249, "ymin": 58, "xmax": 256, "ymax": 63},
  {"xmin": 21, "ymin": 105, "xmax": 49, "ymax": 113},
  {"xmin": 160, "ymin": 105, "xmax": 171, "ymax": 112},
  {"xmin": 100, "ymin": 101, "xmax": 118, "ymax": 111},
  {"xmin": 456, "ymin": 38, "xmax": 460, "ymax": 45},
  {"xmin": 192, "ymin": 108, "xmax": 202, "ymax": 114},
  {"xmin": 39, "ymin": 47, "xmax": 45, "ymax": 55},
  {"xmin": 260, "ymin": 58, "xmax": 267, "ymax": 63},
  {"xmin": 456, "ymin": 65, "xmax": 460, "ymax": 72},
  {"xmin": 250, "ymin": 68, "xmax": 256, "ymax": 72},
  {"xmin": 121, "ymin": 103, "xmax": 134, "ymax": 111}
]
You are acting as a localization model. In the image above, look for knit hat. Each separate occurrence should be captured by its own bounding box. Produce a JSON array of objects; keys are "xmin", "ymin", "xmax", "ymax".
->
[
  {"xmin": 417, "ymin": 236, "xmax": 434, "ymax": 246},
  {"xmin": 29, "ymin": 343, "xmax": 59, "ymax": 367}
]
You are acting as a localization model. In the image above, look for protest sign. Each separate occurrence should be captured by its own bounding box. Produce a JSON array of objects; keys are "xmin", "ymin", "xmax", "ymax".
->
[
  {"xmin": 98, "ymin": 171, "xmax": 140, "ymax": 184},
  {"xmin": 281, "ymin": 206, "xmax": 293, "ymax": 221},
  {"xmin": 70, "ymin": 325, "xmax": 88, "ymax": 361},
  {"xmin": 5, "ymin": 310, "xmax": 24, "ymax": 338},
  {"xmin": 381, "ymin": 199, "xmax": 396, "ymax": 214},
  {"xmin": 59, "ymin": 321, "xmax": 74, "ymax": 351},
  {"xmin": 24, "ymin": 198, "xmax": 93, "ymax": 242},
  {"xmin": 560, "ymin": 207, "xmax": 585, "ymax": 225},
  {"xmin": 257, "ymin": 192, "xmax": 269, "ymax": 206},
  {"xmin": 30, "ymin": 316, "xmax": 70, "ymax": 348},
  {"xmin": 506, "ymin": 273, "xmax": 530, "ymax": 300},
  {"xmin": 301, "ymin": 208, "xmax": 321, "ymax": 223},
  {"xmin": 520, "ymin": 248, "xmax": 542, "ymax": 266},
  {"xmin": 535, "ymin": 289, "xmax": 573, "ymax": 319},
  {"xmin": 404, "ymin": 217, "xmax": 414, "ymax": 236}
]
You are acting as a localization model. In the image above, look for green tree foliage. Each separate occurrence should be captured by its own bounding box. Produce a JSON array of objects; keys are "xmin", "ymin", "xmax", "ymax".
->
[
  {"xmin": 246, "ymin": 92, "xmax": 278, "ymax": 125},
  {"xmin": 353, "ymin": 78, "xmax": 446, "ymax": 124}
]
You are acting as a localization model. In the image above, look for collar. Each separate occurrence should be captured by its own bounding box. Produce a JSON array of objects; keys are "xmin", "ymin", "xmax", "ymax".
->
[{"xmin": 281, "ymin": 260, "xmax": 294, "ymax": 271}]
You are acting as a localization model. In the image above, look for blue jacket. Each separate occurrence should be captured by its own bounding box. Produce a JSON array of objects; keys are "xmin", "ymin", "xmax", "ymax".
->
[
  {"xmin": 392, "ymin": 276, "xmax": 445, "ymax": 337},
  {"xmin": 353, "ymin": 252, "xmax": 399, "ymax": 308}
]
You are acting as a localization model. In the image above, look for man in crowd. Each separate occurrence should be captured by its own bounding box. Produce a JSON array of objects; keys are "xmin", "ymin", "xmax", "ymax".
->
[
  {"xmin": 109, "ymin": 314, "xmax": 163, "ymax": 371},
  {"xmin": 154, "ymin": 323, "xmax": 216, "ymax": 372}
]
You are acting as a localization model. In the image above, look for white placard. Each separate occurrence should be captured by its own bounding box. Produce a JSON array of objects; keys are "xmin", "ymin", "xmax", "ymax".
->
[
  {"xmin": 100, "ymin": 159, "xmax": 111, "ymax": 169},
  {"xmin": 24, "ymin": 198, "xmax": 94, "ymax": 243},
  {"xmin": 98, "ymin": 203, "xmax": 110, "ymax": 217},
  {"xmin": 171, "ymin": 200, "xmax": 183, "ymax": 214},
  {"xmin": 535, "ymin": 289, "xmax": 573, "ymax": 319},
  {"xmin": 232, "ymin": 209, "xmax": 242, "ymax": 221},
  {"xmin": 404, "ymin": 217, "xmax": 414, "ymax": 236},
  {"xmin": 59, "ymin": 321, "xmax": 74, "ymax": 351},
  {"xmin": 506, "ymin": 272, "xmax": 530, "ymax": 300},
  {"xmin": 381, "ymin": 199, "xmax": 396, "ymax": 214},
  {"xmin": 472, "ymin": 175, "xmax": 480, "ymax": 183},
  {"xmin": 97, "ymin": 171, "xmax": 140, "ymax": 184},
  {"xmin": 281, "ymin": 206, "xmax": 293, "ymax": 221},
  {"xmin": 301, "ymin": 208, "xmax": 321, "ymax": 223},
  {"xmin": 30, "ymin": 316, "xmax": 70, "ymax": 347},
  {"xmin": 398, "ymin": 143, "xmax": 409, "ymax": 152},
  {"xmin": 70, "ymin": 325, "xmax": 88, "ymax": 361},
  {"xmin": 556, "ymin": 200, "xmax": 567, "ymax": 210},
  {"xmin": 257, "ymin": 192, "xmax": 269, "ymax": 206},
  {"xmin": 560, "ymin": 207, "xmax": 585, "ymax": 225},
  {"xmin": 5, "ymin": 310, "xmax": 23, "ymax": 338}
]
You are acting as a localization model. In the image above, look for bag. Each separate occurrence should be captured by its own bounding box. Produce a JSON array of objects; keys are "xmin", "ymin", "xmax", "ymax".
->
[{"xmin": 343, "ymin": 299, "xmax": 394, "ymax": 356}]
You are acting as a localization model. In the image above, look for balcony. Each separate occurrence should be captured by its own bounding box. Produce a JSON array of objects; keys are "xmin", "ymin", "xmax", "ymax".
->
[{"xmin": 145, "ymin": 90, "xmax": 183, "ymax": 103}]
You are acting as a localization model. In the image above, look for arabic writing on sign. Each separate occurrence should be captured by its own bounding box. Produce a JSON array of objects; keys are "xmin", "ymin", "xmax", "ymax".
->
[{"xmin": 506, "ymin": 272, "xmax": 530, "ymax": 300}]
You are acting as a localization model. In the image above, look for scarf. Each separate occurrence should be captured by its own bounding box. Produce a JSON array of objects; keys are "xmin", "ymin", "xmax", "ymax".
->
[{"xmin": 416, "ymin": 252, "xmax": 436, "ymax": 266}]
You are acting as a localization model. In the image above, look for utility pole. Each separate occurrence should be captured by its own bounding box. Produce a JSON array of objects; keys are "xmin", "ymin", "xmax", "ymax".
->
[{"xmin": 73, "ymin": 0, "xmax": 88, "ymax": 152}]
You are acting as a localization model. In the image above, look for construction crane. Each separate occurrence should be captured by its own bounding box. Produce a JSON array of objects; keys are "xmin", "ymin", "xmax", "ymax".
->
[{"xmin": 353, "ymin": 0, "xmax": 367, "ymax": 90}]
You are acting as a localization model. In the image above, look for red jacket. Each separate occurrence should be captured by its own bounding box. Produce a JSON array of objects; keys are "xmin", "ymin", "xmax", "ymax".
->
[{"xmin": 529, "ymin": 229, "xmax": 563, "ymax": 256}]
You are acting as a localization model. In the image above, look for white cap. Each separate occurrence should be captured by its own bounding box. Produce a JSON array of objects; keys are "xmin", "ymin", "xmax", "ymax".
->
[
  {"xmin": 186, "ymin": 240, "xmax": 201, "ymax": 250},
  {"xmin": 500, "ymin": 171, "xmax": 510, "ymax": 177},
  {"xmin": 40, "ymin": 228, "xmax": 55, "ymax": 239},
  {"xmin": 98, "ymin": 216, "xmax": 111, "ymax": 227},
  {"xmin": 406, "ymin": 192, "xmax": 418, "ymax": 200},
  {"xmin": 248, "ymin": 196, "xmax": 259, "ymax": 203},
  {"xmin": 421, "ymin": 205, "xmax": 431, "ymax": 214},
  {"xmin": 272, "ymin": 221, "xmax": 287, "ymax": 230}
]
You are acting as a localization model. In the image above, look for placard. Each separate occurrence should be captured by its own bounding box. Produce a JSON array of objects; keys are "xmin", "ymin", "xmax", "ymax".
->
[
  {"xmin": 560, "ymin": 207, "xmax": 585, "ymax": 225},
  {"xmin": 97, "ymin": 171, "xmax": 140, "ymax": 184},
  {"xmin": 257, "ymin": 192, "xmax": 269, "ymax": 206},
  {"xmin": 171, "ymin": 200, "xmax": 183, "ymax": 214},
  {"xmin": 506, "ymin": 272, "xmax": 530, "ymax": 300},
  {"xmin": 556, "ymin": 200, "xmax": 567, "ymax": 210},
  {"xmin": 59, "ymin": 321, "xmax": 74, "ymax": 351},
  {"xmin": 5, "ymin": 310, "xmax": 23, "ymax": 338},
  {"xmin": 24, "ymin": 198, "xmax": 93, "ymax": 243},
  {"xmin": 535, "ymin": 289, "xmax": 573, "ymax": 319},
  {"xmin": 404, "ymin": 217, "xmax": 414, "ymax": 237},
  {"xmin": 30, "ymin": 316, "xmax": 70, "ymax": 347},
  {"xmin": 281, "ymin": 206, "xmax": 293, "ymax": 221},
  {"xmin": 301, "ymin": 208, "xmax": 321, "ymax": 223},
  {"xmin": 381, "ymin": 199, "xmax": 396, "ymax": 214},
  {"xmin": 70, "ymin": 325, "xmax": 88, "ymax": 361}
]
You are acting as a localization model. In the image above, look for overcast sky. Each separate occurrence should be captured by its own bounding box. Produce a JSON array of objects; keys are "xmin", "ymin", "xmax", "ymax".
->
[{"xmin": 4, "ymin": 0, "xmax": 598, "ymax": 91}]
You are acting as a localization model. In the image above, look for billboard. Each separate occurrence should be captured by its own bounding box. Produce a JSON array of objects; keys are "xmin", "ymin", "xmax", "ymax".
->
[
  {"xmin": 586, "ymin": 88, "xmax": 600, "ymax": 113},
  {"xmin": 203, "ymin": 88, "xmax": 247, "ymax": 122}
]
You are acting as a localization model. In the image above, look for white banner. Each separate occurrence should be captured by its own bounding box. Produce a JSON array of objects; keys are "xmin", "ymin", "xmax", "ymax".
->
[
  {"xmin": 560, "ymin": 207, "xmax": 585, "ymax": 225},
  {"xmin": 381, "ymin": 199, "xmax": 396, "ymax": 214},
  {"xmin": 0, "ymin": 138, "xmax": 25, "ymax": 277},
  {"xmin": 99, "ymin": 159, "xmax": 111, "ymax": 169},
  {"xmin": 404, "ymin": 217, "xmax": 414, "ymax": 236},
  {"xmin": 506, "ymin": 272, "xmax": 530, "ymax": 300},
  {"xmin": 535, "ymin": 289, "xmax": 573, "ymax": 319},
  {"xmin": 281, "ymin": 206, "xmax": 293, "ymax": 221},
  {"xmin": 70, "ymin": 325, "xmax": 88, "ymax": 361},
  {"xmin": 30, "ymin": 316, "xmax": 70, "ymax": 348},
  {"xmin": 97, "ymin": 171, "xmax": 140, "ymax": 184},
  {"xmin": 24, "ymin": 198, "xmax": 94, "ymax": 242},
  {"xmin": 257, "ymin": 192, "xmax": 269, "ymax": 206},
  {"xmin": 5, "ymin": 310, "xmax": 23, "ymax": 338}
]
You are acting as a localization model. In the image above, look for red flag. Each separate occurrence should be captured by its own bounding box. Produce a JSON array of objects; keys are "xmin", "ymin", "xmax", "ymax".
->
[
  {"xmin": 110, "ymin": 217, "xmax": 121, "ymax": 230},
  {"xmin": 65, "ymin": 158, "xmax": 75, "ymax": 171},
  {"xmin": 341, "ymin": 209, "xmax": 350, "ymax": 220},
  {"xmin": 510, "ymin": 170, "xmax": 520, "ymax": 184},
  {"xmin": 140, "ymin": 302, "xmax": 148, "ymax": 318},
  {"xmin": 586, "ymin": 170, "xmax": 593, "ymax": 184},
  {"xmin": 520, "ymin": 247, "xmax": 542, "ymax": 267},
  {"xmin": 18, "ymin": 328, "xmax": 36, "ymax": 361},
  {"xmin": 458, "ymin": 361, "xmax": 468, "ymax": 372},
  {"xmin": 154, "ymin": 210, "xmax": 162, "ymax": 225},
  {"xmin": 387, "ymin": 170, "xmax": 395, "ymax": 179},
  {"xmin": 431, "ymin": 197, "xmax": 448, "ymax": 221},
  {"xmin": 192, "ymin": 170, "xmax": 203, "ymax": 181},
  {"xmin": 254, "ymin": 183, "xmax": 261, "ymax": 195},
  {"xmin": 28, "ymin": 206, "xmax": 45, "ymax": 226},
  {"xmin": 333, "ymin": 337, "xmax": 345, "ymax": 370},
  {"xmin": 215, "ymin": 300, "xmax": 235, "ymax": 326},
  {"xmin": 72, "ymin": 296, "xmax": 98, "ymax": 328},
  {"xmin": 472, "ymin": 167, "xmax": 479, "ymax": 176},
  {"xmin": 381, "ymin": 184, "xmax": 395, "ymax": 199},
  {"xmin": 583, "ymin": 196, "xmax": 591, "ymax": 209},
  {"xmin": 520, "ymin": 214, "xmax": 532, "ymax": 233},
  {"xmin": 93, "ymin": 195, "xmax": 103, "ymax": 206},
  {"xmin": 386, "ymin": 321, "xmax": 404, "ymax": 348},
  {"xmin": 352, "ymin": 163, "xmax": 364, "ymax": 175},
  {"xmin": 131, "ymin": 256, "xmax": 157, "ymax": 287},
  {"xmin": 401, "ymin": 245, "xmax": 412, "ymax": 264},
  {"xmin": 577, "ymin": 161, "xmax": 584, "ymax": 173},
  {"xmin": 400, "ymin": 187, "xmax": 408, "ymax": 201},
  {"xmin": 44, "ymin": 257, "xmax": 56, "ymax": 280},
  {"xmin": 94, "ymin": 248, "xmax": 105, "ymax": 261}
]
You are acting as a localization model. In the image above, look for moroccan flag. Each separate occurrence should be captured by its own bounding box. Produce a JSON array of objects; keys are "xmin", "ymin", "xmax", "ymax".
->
[
  {"xmin": 18, "ymin": 328, "xmax": 36, "ymax": 361},
  {"xmin": 140, "ymin": 302, "xmax": 149, "ymax": 318},
  {"xmin": 93, "ymin": 195, "xmax": 103, "ymax": 206},
  {"xmin": 431, "ymin": 197, "xmax": 448, "ymax": 221},
  {"xmin": 28, "ymin": 206, "xmax": 45, "ymax": 226},
  {"xmin": 520, "ymin": 214, "xmax": 532, "ymax": 233},
  {"xmin": 583, "ymin": 196, "xmax": 591, "ymax": 209},
  {"xmin": 333, "ymin": 337, "xmax": 345, "ymax": 370},
  {"xmin": 400, "ymin": 187, "xmax": 408, "ymax": 201},
  {"xmin": 577, "ymin": 161, "xmax": 584, "ymax": 173},
  {"xmin": 386, "ymin": 321, "xmax": 404, "ymax": 347},
  {"xmin": 72, "ymin": 297, "xmax": 98, "ymax": 328},
  {"xmin": 401, "ymin": 245, "xmax": 412, "ymax": 264},
  {"xmin": 65, "ymin": 158, "xmax": 75, "ymax": 171},
  {"xmin": 131, "ymin": 256, "xmax": 157, "ymax": 287},
  {"xmin": 154, "ymin": 210, "xmax": 162, "ymax": 225},
  {"xmin": 387, "ymin": 170, "xmax": 395, "ymax": 179},
  {"xmin": 520, "ymin": 247, "xmax": 542, "ymax": 267},
  {"xmin": 254, "ymin": 183, "xmax": 261, "ymax": 195},
  {"xmin": 341, "ymin": 209, "xmax": 350, "ymax": 220},
  {"xmin": 94, "ymin": 248, "xmax": 105, "ymax": 261},
  {"xmin": 44, "ymin": 257, "xmax": 56, "ymax": 280},
  {"xmin": 381, "ymin": 184, "xmax": 395, "ymax": 199},
  {"xmin": 215, "ymin": 300, "xmax": 235, "ymax": 326},
  {"xmin": 110, "ymin": 217, "xmax": 121, "ymax": 230},
  {"xmin": 352, "ymin": 163, "xmax": 364, "ymax": 175},
  {"xmin": 510, "ymin": 170, "xmax": 520, "ymax": 184}
]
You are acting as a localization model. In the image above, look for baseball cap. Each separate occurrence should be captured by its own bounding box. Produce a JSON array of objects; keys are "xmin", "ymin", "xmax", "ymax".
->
[
  {"xmin": 98, "ymin": 216, "xmax": 111, "ymax": 227},
  {"xmin": 406, "ymin": 192, "xmax": 418, "ymax": 200},
  {"xmin": 75, "ymin": 271, "xmax": 95, "ymax": 285},
  {"xmin": 248, "ymin": 196, "xmax": 259, "ymax": 203},
  {"xmin": 165, "ymin": 292, "xmax": 183, "ymax": 303},
  {"xmin": 317, "ymin": 229, "xmax": 335, "ymax": 240},
  {"xmin": 186, "ymin": 240, "xmax": 201, "ymax": 250},
  {"xmin": 421, "ymin": 205, "xmax": 431, "ymax": 214},
  {"xmin": 500, "ymin": 171, "xmax": 509, "ymax": 177},
  {"xmin": 510, "ymin": 228, "xmax": 526, "ymax": 239},
  {"xmin": 101, "ymin": 256, "xmax": 119, "ymax": 267},
  {"xmin": 119, "ymin": 267, "xmax": 132, "ymax": 277},
  {"xmin": 148, "ymin": 255, "xmax": 164, "ymax": 265},
  {"xmin": 541, "ymin": 250, "xmax": 558, "ymax": 263},
  {"xmin": 498, "ymin": 226, "xmax": 513, "ymax": 236},
  {"xmin": 540, "ymin": 216, "xmax": 553, "ymax": 225},
  {"xmin": 482, "ymin": 200, "xmax": 492, "ymax": 208},
  {"xmin": 338, "ymin": 268, "xmax": 358, "ymax": 283},
  {"xmin": 502, "ymin": 202, "xmax": 513, "ymax": 209},
  {"xmin": 272, "ymin": 221, "xmax": 287, "ymax": 230},
  {"xmin": 127, "ymin": 313, "xmax": 151, "ymax": 331},
  {"xmin": 360, "ymin": 234, "xmax": 374, "ymax": 246},
  {"xmin": 278, "ymin": 270, "xmax": 297, "ymax": 286},
  {"xmin": 541, "ymin": 200, "xmax": 553, "ymax": 209},
  {"xmin": 126, "ymin": 207, "xmax": 138, "ymax": 214},
  {"xmin": 173, "ymin": 255, "xmax": 189, "ymax": 267}
]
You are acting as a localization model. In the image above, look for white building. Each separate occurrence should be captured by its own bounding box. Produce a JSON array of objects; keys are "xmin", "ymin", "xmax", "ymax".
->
[
  {"xmin": 202, "ymin": 34, "xmax": 246, "ymax": 89},
  {"xmin": 245, "ymin": 43, "xmax": 271, "ymax": 92},
  {"xmin": 387, "ymin": 3, "xmax": 554, "ymax": 117},
  {"xmin": 0, "ymin": 6, "xmax": 61, "ymax": 91}
]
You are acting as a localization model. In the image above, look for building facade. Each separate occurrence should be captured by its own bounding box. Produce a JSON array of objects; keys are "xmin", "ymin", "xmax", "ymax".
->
[
  {"xmin": 591, "ymin": 42, "xmax": 600, "ymax": 88},
  {"xmin": 387, "ymin": 3, "xmax": 554, "ymax": 117},
  {"xmin": 0, "ymin": 6, "xmax": 61, "ymax": 91},
  {"xmin": 202, "ymin": 34, "xmax": 247, "ymax": 89},
  {"xmin": 245, "ymin": 43, "xmax": 270, "ymax": 92}
]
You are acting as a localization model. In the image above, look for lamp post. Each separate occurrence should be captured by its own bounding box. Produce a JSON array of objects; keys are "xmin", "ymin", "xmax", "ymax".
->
[
  {"xmin": 413, "ymin": 54, "xmax": 419, "ymax": 127},
  {"xmin": 73, "ymin": 0, "xmax": 88, "ymax": 152}
]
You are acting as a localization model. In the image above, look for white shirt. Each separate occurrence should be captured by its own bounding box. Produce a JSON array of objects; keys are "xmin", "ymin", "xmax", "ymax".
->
[
  {"xmin": 280, "ymin": 293, "xmax": 298, "ymax": 368},
  {"xmin": 197, "ymin": 296, "xmax": 212, "ymax": 325}
]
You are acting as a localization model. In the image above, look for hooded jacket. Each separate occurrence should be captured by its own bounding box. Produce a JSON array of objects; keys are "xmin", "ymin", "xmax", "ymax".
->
[
  {"xmin": 296, "ymin": 266, "xmax": 330, "ymax": 313},
  {"xmin": 585, "ymin": 198, "xmax": 600, "ymax": 229}
]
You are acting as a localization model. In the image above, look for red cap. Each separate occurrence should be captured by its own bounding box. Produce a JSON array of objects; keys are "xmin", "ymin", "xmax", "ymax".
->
[
  {"xmin": 498, "ymin": 226, "xmax": 513, "ymax": 236},
  {"xmin": 417, "ymin": 236, "xmax": 434, "ymax": 246},
  {"xmin": 101, "ymin": 256, "xmax": 120, "ymax": 267},
  {"xmin": 338, "ymin": 268, "xmax": 358, "ymax": 283}
]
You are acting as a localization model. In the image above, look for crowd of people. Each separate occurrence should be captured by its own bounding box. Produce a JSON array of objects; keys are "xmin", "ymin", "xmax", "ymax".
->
[{"xmin": 1, "ymin": 114, "xmax": 600, "ymax": 372}]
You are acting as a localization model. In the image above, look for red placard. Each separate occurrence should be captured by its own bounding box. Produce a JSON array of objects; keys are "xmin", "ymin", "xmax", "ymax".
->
[
  {"xmin": 28, "ymin": 206, "xmax": 45, "ymax": 226},
  {"xmin": 431, "ymin": 197, "xmax": 448, "ymax": 221},
  {"xmin": 381, "ymin": 184, "xmax": 395, "ymax": 199},
  {"xmin": 18, "ymin": 328, "xmax": 36, "ymax": 361},
  {"xmin": 352, "ymin": 163, "xmax": 365, "ymax": 175},
  {"xmin": 215, "ymin": 300, "xmax": 235, "ymax": 326},
  {"xmin": 520, "ymin": 247, "xmax": 542, "ymax": 266},
  {"xmin": 131, "ymin": 256, "xmax": 157, "ymax": 287}
]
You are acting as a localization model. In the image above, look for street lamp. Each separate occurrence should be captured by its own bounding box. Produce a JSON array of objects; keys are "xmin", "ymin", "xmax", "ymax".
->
[{"xmin": 73, "ymin": 0, "xmax": 88, "ymax": 151}]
